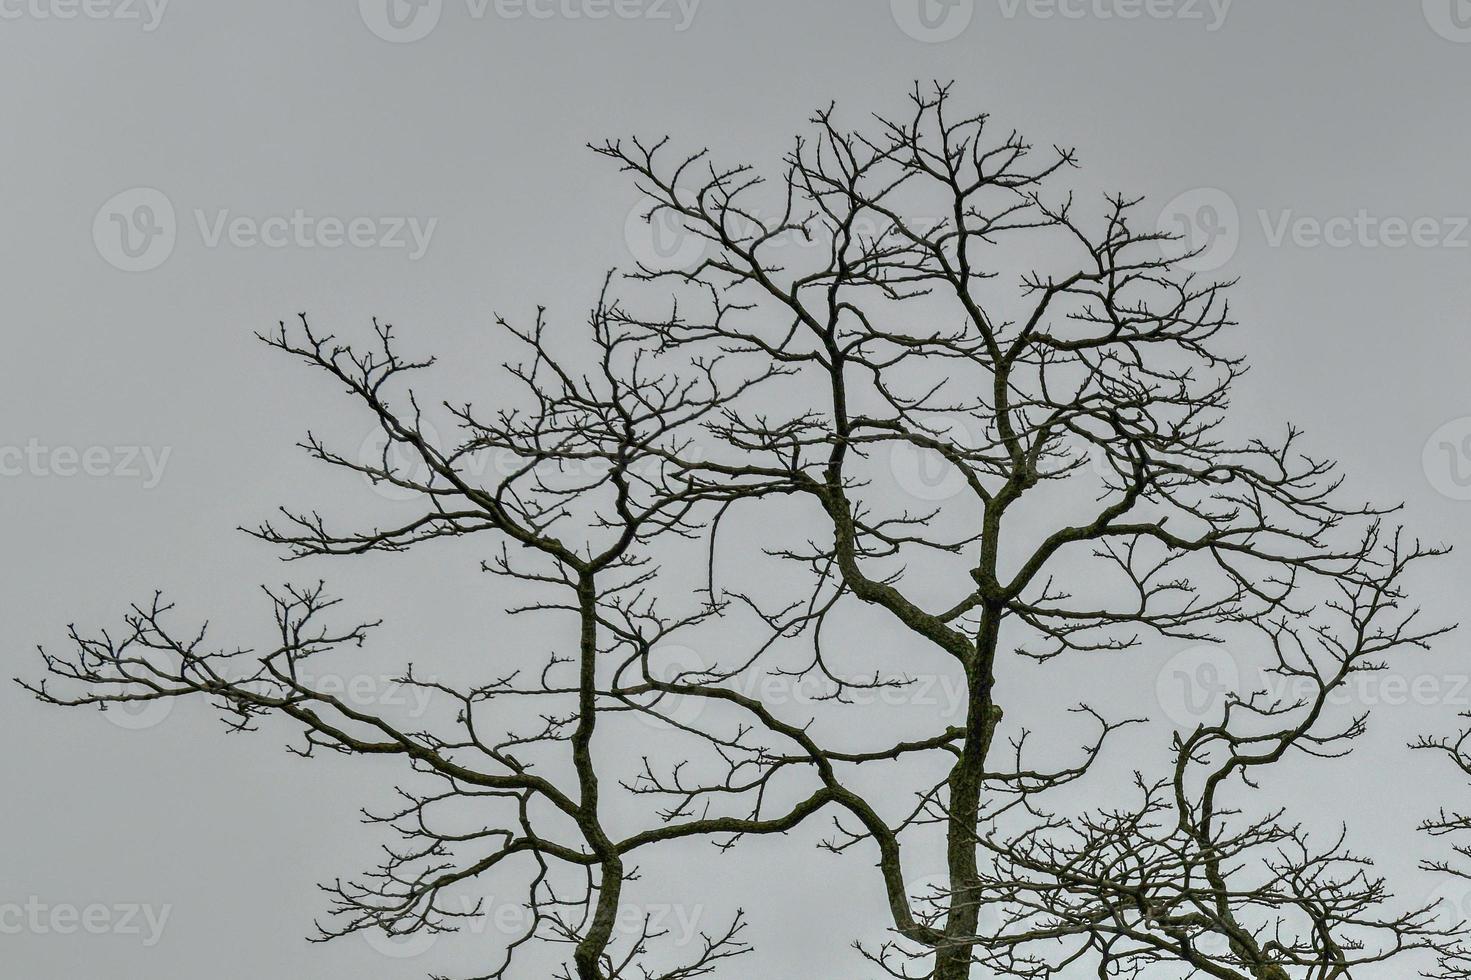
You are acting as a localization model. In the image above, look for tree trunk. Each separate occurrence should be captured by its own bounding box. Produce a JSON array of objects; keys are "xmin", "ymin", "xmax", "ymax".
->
[{"xmin": 935, "ymin": 603, "xmax": 1003, "ymax": 980}]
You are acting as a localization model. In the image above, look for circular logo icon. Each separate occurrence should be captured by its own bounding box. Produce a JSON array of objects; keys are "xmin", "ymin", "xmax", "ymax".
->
[
  {"xmin": 1084, "ymin": 440, "xmax": 1128, "ymax": 483},
  {"xmin": 1424, "ymin": 0, "xmax": 1471, "ymax": 42},
  {"xmin": 623, "ymin": 202, "xmax": 708, "ymax": 272},
  {"xmin": 890, "ymin": 417, "xmax": 977, "ymax": 502},
  {"xmin": 907, "ymin": 872, "xmax": 952, "ymax": 920},
  {"xmin": 1424, "ymin": 417, "xmax": 1471, "ymax": 501},
  {"xmin": 1427, "ymin": 877, "xmax": 1471, "ymax": 930},
  {"xmin": 359, "ymin": 0, "xmax": 443, "ymax": 42},
  {"xmin": 93, "ymin": 187, "xmax": 176, "ymax": 272},
  {"xmin": 906, "ymin": 872, "xmax": 1002, "ymax": 933},
  {"xmin": 1155, "ymin": 645, "xmax": 1239, "ymax": 730},
  {"xmin": 1156, "ymin": 188, "xmax": 1239, "ymax": 273},
  {"xmin": 635, "ymin": 644, "xmax": 708, "ymax": 729},
  {"xmin": 363, "ymin": 926, "xmax": 438, "ymax": 958},
  {"xmin": 891, "ymin": 0, "xmax": 975, "ymax": 42},
  {"xmin": 356, "ymin": 417, "xmax": 447, "ymax": 502}
]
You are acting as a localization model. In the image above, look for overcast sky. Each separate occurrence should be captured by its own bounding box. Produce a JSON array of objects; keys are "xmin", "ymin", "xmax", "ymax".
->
[{"xmin": 5, "ymin": 2, "xmax": 1471, "ymax": 978}]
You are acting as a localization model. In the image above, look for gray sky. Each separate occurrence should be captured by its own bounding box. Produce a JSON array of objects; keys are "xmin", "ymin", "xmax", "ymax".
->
[{"xmin": 5, "ymin": 2, "xmax": 1471, "ymax": 977}]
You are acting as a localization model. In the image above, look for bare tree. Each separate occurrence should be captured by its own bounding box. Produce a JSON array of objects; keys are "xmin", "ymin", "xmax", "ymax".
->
[
  {"xmin": 1413, "ymin": 695, "xmax": 1471, "ymax": 977},
  {"xmin": 22, "ymin": 85, "xmax": 1456, "ymax": 980}
]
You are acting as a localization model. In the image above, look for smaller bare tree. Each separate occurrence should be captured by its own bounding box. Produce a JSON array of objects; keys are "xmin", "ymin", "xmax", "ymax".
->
[{"xmin": 21, "ymin": 298, "xmax": 814, "ymax": 980}]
